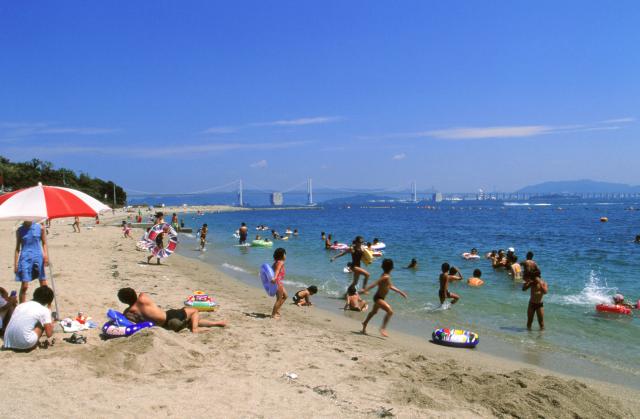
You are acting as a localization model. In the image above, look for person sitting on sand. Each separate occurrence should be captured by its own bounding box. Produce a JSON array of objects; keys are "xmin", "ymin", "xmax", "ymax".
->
[
  {"xmin": 467, "ymin": 269, "xmax": 484, "ymax": 287},
  {"xmin": 271, "ymin": 248, "xmax": 288, "ymax": 319},
  {"xmin": 3, "ymin": 286, "xmax": 55, "ymax": 351},
  {"xmin": 522, "ymin": 261, "xmax": 548, "ymax": 330},
  {"xmin": 344, "ymin": 285, "xmax": 368, "ymax": 312},
  {"xmin": 612, "ymin": 294, "xmax": 634, "ymax": 309},
  {"xmin": 0, "ymin": 287, "xmax": 18, "ymax": 337},
  {"xmin": 117, "ymin": 287, "xmax": 226, "ymax": 333},
  {"xmin": 293, "ymin": 286, "xmax": 318, "ymax": 306},
  {"xmin": 361, "ymin": 259, "xmax": 407, "ymax": 337},
  {"xmin": 439, "ymin": 263, "xmax": 460, "ymax": 306},
  {"xmin": 405, "ymin": 258, "xmax": 418, "ymax": 270}
]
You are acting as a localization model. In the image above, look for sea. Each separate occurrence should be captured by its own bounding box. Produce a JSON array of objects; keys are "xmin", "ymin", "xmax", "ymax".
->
[{"xmin": 134, "ymin": 198, "xmax": 640, "ymax": 388}]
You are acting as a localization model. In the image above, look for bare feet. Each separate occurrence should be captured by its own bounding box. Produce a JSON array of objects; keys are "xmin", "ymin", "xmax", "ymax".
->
[
  {"xmin": 272, "ymin": 314, "xmax": 281, "ymax": 320},
  {"xmin": 361, "ymin": 322, "xmax": 368, "ymax": 335},
  {"xmin": 380, "ymin": 328, "xmax": 389, "ymax": 337}
]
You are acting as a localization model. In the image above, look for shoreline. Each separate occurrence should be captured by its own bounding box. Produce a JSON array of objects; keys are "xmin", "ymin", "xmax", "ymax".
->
[
  {"xmin": 0, "ymin": 218, "xmax": 638, "ymax": 417},
  {"xmin": 181, "ymin": 232, "xmax": 640, "ymax": 391}
]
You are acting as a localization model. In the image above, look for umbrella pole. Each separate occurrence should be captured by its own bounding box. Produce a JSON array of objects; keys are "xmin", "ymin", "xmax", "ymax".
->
[{"xmin": 47, "ymin": 261, "xmax": 60, "ymax": 321}]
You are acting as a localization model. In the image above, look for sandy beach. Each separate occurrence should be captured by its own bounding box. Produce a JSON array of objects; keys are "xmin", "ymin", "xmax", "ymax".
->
[{"xmin": 1, "ymin": 216, "xmax": 638, "ymax": 418}]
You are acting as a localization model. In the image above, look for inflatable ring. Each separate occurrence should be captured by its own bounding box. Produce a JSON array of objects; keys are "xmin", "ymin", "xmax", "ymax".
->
[
  {"xmin": 251, "ymin": 239, "xmax": 273, "ymax": 248},
  {"xmin": 184, "ymin": 291, "xmax": 218, "ymax": 311},
  {"xmin": 432, "ymin": 328, "xmax": 479, "ymax": 348},
  {"xmin": 147, "ymin": 223, "xmax": 179, "ymax": 258},
  {"xmin": 260, "ymin": 263, "xmax": 278, "ymax": 296}
]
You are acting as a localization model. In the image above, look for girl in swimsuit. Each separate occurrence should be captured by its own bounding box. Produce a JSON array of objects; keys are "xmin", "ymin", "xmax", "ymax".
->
[
  {"xmin": 361, "ymin": 259, "xmax": 407, "ymax": 337},
  {"xmin": 331, "ymin": 236, "xmax": 371, "ymax": 292},
  {"xmin": 271, "ymin": 248, "xmax": 288, "ymax": 319}
]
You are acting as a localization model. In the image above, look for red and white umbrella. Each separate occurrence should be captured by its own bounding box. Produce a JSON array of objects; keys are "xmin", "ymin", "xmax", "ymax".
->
[{"xmin": 0, "ymin": 183, "xmax": 111, "ymax": 221}]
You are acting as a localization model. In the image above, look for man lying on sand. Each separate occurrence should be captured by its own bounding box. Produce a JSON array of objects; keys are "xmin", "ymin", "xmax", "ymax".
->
[{"xmin": 117, "ymin": 287, "xmax": 227, "ymax": 333}]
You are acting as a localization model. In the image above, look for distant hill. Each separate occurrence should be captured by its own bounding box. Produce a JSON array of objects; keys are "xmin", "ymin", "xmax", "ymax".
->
[{"xmin": 517, "ymin": 180, "xmax": 640, "ymax": 194}]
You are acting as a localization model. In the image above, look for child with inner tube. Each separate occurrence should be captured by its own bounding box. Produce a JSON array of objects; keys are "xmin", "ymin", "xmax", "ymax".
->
[
  {"xmin": 331, "ymin": 236, "xmax": 371, "ymax": 293},
  {"xmin": 292, "ymin": 286, "xmax": 318, "ymax": 306},
  {"xmin": 271, "ymin": 248, "xmax": 288, "ymax": 319},
  {"xmin": 117, "ymin": 287, "xmax": 226, "ymax": 333},
  {"xmin": 361, "ymin": 259, "xmax": 407, "ymax": 337},
  {"xmin": 522, "ymin": 261, "xmax": 548, "ymax": 330}
]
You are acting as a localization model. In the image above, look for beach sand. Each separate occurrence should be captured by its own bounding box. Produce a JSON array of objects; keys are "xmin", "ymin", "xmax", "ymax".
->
[{"xmin": 1, "ymin": 215, "xmax": 638, "ymax": 418}]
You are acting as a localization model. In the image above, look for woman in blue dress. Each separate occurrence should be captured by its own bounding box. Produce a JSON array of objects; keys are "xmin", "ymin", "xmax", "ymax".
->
[{"xmin": 14, "ymin": 221, "xmax": 49, "ymax": 303}]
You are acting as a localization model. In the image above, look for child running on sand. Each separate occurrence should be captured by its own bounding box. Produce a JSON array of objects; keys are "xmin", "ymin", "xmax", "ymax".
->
[
  {"xmin": 271, "ymin": 248, "xmax": 288, "ymax": 319},
  {"xmin": 344, "ymin": 285, "xmax": 368, "ymax": 312},
  {"xmin": 522, "ymin": 261, "xmax": 548, "ymax": 330},
  {"xmin": 439, "ymin": 263, "xmax": 460, "ymax": 306},
  {"xmin": 293, "ymin": 286, "xmax": 318, "ymax": 306},
  {"xmin": 361, "ymin": 259, "xmax": 407, "ymax": 337}
]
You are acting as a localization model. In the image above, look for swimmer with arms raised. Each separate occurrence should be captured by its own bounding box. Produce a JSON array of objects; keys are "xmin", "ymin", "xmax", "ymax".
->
[{"xmin": 361, "ymin": 259, "xmax": 407, "ymax": 337}]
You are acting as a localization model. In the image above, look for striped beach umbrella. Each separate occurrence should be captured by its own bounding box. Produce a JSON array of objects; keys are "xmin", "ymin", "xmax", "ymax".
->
[{"xmin": 0, "ymin": 183, "xmax": 111, "ymax": 221}]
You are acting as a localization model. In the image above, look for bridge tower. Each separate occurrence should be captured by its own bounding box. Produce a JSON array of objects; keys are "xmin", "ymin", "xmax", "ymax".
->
[
  {"xmin": 238, "ymin": 179, "xmax": 244, "ymax": 207},
  {"xmin": 411, "ymin": 181, "xmax": 417, "ymax": 202},
  {"xmin": 307, "ymin": 178, "xmax": 314, "ymax": 205}
]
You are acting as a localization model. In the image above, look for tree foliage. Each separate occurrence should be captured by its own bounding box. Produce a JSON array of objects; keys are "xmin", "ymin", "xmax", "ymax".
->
[{"xmin": 0, "ymin": 156, "xmax": 127, "ymax": 206}]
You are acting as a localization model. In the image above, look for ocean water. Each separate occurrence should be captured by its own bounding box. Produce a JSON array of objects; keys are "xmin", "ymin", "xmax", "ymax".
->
[{"xmin": 172, "ymin": 200, "xmax": 640, "ymax": 385}]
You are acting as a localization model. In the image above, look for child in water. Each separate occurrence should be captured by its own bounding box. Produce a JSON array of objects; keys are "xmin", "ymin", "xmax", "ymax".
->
[
  {"xmin": 361, "ymin": 259, "xmax": 407, "ymax": 337},
  {"xmin": 344, "ymin": 285, "xmax": 368, "ymax": 312},
  {"xmin": 439, "ymin": 263, "xmax": 461, "ymax": 306},
  {"xmin": 271, "ymin": 248, "xmax": 288, "ymax": 319},
  {"xmin": 405, "ymin": 258, "xmax": 418, "ymax": 270},
  {"xmin": 467, "ymin": 269, "xmax": 484, "ymax": 287},
  {"xmin": 522, "ymin": 261, "xmax": 548, "ymax": 330},
  {"xmin": 293, "ymin": 286, "xmax": 318, "ymax": 306}
]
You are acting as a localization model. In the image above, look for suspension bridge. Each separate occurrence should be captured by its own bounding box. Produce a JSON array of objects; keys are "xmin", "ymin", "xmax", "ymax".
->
[{"xmin": 124, "ymin": 179, "xmax": 640, "ymax": 206}]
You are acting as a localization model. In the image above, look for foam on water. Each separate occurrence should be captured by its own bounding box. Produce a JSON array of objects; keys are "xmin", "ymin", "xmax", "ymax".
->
[
  {"xmin": 221, "ymin": 262, "xmax": 249, "ymax": 273},
  {"xmin": 557, "ymin": 270, "xmax": 616, "ymax": 306}
]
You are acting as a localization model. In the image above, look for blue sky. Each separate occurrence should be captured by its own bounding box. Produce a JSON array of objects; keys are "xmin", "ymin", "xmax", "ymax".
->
[{"xmin": 1, "ymin": 1, "xmax": 638, "ymax": 193}]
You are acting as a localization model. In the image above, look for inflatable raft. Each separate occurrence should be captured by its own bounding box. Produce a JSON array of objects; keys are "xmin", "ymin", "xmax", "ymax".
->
[
  {"xmin": 251, "ymin": 239, "xmax": 273, "ymax": 248},
  {"xmin": 595, "ymin": 304, "xmax": 632, "ymax": 315},
  {"xmin": 432, "ymin": 328, "xmax": 479, "ymax": 348},
  {"xmin": 259, "ymin": 263, "xmax": 278, "ymax": 296}
]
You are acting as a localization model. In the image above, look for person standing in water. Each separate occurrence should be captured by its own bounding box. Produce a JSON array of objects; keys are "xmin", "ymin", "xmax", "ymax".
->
[
  {"xmin": 522, "ymin": 261, "xmax": 548, "ymax": 330},
  {"xmin": 361, "ymin": 259, "xmax": 407, "ymax": 337},
  {"xmin": 438, "ymin": 262, "xmax": 460, "ymax": 307},
  {"xmin": 14, "ymin": 221, "xmax": 49, "ymax": 303},
  {"xmin": 238, "ymin": 222, "xmax": 248, "ymax": 245},
  {"xmin": 198, "ymin": 223, "xmax": 208, "ymax": 251},
  {"xmin": 331, "ymin": 236, "xmax": 370, "ymax": 292}
]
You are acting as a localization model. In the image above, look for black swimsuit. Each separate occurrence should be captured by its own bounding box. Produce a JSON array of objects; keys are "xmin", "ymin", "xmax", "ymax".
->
[{"xmin": 351, "ymin": 247, "xmax": 363, "ymax": 268}]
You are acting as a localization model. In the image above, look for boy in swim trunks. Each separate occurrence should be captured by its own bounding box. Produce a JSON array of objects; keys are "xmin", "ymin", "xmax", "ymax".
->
[
  {"xmin": 522, "ymin": 261, "xmax": 548, "ymax": 330},
  {"xmin": 344, "ymin": 285, "xmax": 368, "ymax": 312},
  {"xmin": 439, "ymin": 263, "xmax": 460, "ymax": 306},
  {"xmin": 293, "ymin": 286, "xmax": 318, "ymax": 306},
  {"xmin": 238, "ymin": 222, "xmax": 248, "ymax": 245},
  {"xmin": 117, "ymin": 287, "xmax": 226, "ymax": 333},
  {"xmin": 361, "ymin": 259, "xmax": 407, "ymax": 337},
  {"xmin": 200, "ymin": 223, "xmax": 208, "ymax": 250}
]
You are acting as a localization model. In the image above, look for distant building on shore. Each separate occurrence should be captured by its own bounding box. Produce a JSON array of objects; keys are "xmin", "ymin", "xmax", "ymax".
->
[
  {"xmin": 432, "ymin": 192, "xmax": 443, "ymax": 203},
  {"xmin": 271, "ymin": 192, "xmax": 284, "ymax": 206}
]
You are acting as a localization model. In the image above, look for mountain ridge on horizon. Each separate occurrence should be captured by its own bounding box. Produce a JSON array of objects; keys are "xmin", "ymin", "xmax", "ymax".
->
[{"xmin": 516, "ymin": 179, "xmax": 640, "ymax": 194}]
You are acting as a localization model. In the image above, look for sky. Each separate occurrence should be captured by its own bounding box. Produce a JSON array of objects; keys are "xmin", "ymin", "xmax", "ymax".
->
[{"xmin": 1, "ymin": 1, "xmax": 639, "ymax": 194}]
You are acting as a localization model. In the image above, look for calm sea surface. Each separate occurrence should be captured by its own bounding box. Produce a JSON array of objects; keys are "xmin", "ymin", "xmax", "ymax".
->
[{"xmin": 166, "ymin": 200, "xmax": 639, "ymax": 386}]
